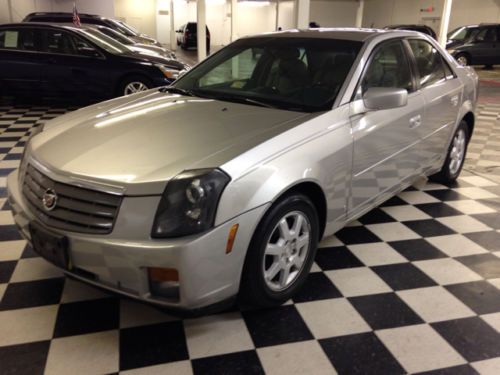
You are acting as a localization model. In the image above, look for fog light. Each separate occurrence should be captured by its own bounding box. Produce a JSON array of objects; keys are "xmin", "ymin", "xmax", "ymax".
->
[
  {"xmin": 148, "ymin": 267, "xmax": 180, "ymax": 300},
  {"xmin": 226, "ymin": 224, "xmax": 239, "ymax": 254}
]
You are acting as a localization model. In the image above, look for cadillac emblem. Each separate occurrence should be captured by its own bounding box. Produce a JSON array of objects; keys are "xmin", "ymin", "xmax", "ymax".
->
[{"xmin": 42, "ymin": 188, "xmax": 58, "ymax": 211}]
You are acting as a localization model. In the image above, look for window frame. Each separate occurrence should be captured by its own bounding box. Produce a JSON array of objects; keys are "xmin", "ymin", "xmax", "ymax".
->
[
  {"xmin": 38, "ymin": 28, "xmax": 106, "ymax": 59},
  {"xmin": 0, "ymin": 27, "xmax": 40, "ymax": 53}
]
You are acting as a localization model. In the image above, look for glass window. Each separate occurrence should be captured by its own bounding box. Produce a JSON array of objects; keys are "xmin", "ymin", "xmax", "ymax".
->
[
  {"xmin": 408, "ymin": 39, "xmax": 446, "ymax": 88},
  {"xmin": 41, "ymin": 29, "xmax": 77, "ymax": 55},
  {"xmin": 175, "ymin": 37, "xmax": 362, "ymax": 112},
  {"xmin": 475, "ymin": 27, "xmax": 497, "ymax": 43},
  {"xmin": 0, "ymin": 29, "xmax": 37, "ymax": 51},
  {"xmin": 362, "ymin": 41, "xmax": 413, "ymax": 93}
]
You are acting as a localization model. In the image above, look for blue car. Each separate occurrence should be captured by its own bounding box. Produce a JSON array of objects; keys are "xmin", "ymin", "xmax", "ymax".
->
[{"xmin": 0, "ymin": 23, "xmax": 189, "ymax": 99}]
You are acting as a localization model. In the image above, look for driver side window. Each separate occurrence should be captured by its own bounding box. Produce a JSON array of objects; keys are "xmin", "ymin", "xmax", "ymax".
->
[{"xmin": 361, "ymin": 41, "xmax": 413, "ymax": 94}]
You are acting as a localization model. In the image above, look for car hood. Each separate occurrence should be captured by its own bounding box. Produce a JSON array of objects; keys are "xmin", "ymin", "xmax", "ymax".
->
[
  {"xmin": 30, "ymin": 91, "xmax": 311, "ymax": 195},
  {"xmin": 122, "ymin": 52, "xmax": 187, "ymax": 70}
]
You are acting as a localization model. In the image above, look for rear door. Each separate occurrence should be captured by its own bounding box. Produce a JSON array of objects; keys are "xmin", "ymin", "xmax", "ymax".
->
[
  {"xmin": 469, "ymin": 27, "xmax": 498, "ymax": 65},
  {"xmin": 0, "ymin": 27, "xmax": 42, "ymax": 94},
  {"xmin": 349, "ymin": 39, "xmax": 425, "ymax": 213},
  {"xmin": 406, "ymin": 38, "xmax": 463, "ymax": 169}
]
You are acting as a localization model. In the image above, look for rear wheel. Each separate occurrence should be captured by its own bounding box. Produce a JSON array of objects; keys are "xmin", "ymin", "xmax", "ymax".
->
[
  {"xmin": 118, "ymin": 76, "xmax": 152, "ymax": 97},
  {"xmin": 455, "ymin": 53, "xmax": 469, "ymax": 66},
  {"xmin": 429, "ymin": 120, "xmax": 469, "ymax": 184},
  {"xmin": 239, "ymin": 193, "xmax": 319, "ymax": 308}
]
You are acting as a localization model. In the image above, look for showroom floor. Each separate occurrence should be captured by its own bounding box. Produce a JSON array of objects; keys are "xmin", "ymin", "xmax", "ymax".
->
[{"xmin": 1, "ymin": 79, "xmax": 500, "ymax": 374}]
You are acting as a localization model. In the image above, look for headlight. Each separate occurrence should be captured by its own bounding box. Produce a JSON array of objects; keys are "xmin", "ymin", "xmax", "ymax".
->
[
  {"xmin": 155, "ymin": 64, "xmax": 180, "ymax": 79},
  {"xmin": 151, "ymin": 169, "xmax": 230, "ymax": 238}
]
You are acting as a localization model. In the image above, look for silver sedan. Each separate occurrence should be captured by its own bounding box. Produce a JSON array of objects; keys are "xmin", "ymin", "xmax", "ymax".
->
[{"xmin": 7, "ymin": 28, "xmax": 478, "ymax": 313}]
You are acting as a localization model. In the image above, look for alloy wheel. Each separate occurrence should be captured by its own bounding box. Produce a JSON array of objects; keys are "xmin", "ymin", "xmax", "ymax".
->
[
  {"xmin": 124, "ymin": 82, "xmax": 149, "ymax": 95},
  {"xmin": 449, "ymin": 128, "xmax": 466, "ymax": 175}
]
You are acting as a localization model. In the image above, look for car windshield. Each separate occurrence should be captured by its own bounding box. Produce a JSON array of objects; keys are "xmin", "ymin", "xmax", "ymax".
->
[
  {"xmin": 448, "ymin": 26, "xmax": 478, "ymax": 41},
  {"xmin": 76, "ymin": 28, "xmax": 130, "ymax": 54},
  {"xmin": 96, "ymin": 27, "xmax": 134, "ymax": 45},
  {"xmin": 174, "ymin": 37, "xmax": 362, "ymax": 112},
  {"xmin": 106, "ymin": 19, "xmax": 138, "ymax": 37}
]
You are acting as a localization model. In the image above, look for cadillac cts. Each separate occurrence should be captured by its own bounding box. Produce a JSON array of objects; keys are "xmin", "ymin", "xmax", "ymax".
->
[{"xmin": 7, "ymin": 29, "xmax": 478, "ymax": 313}]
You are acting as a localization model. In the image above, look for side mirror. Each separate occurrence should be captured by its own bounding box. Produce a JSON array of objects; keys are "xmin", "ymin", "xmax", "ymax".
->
[
  {"xmin": 363, "ymin": 87, "xmax": 408, "ymax": 110},
  {"xmin": 78, "ymin": 46, "xmax": 101, "ymax": 58}
]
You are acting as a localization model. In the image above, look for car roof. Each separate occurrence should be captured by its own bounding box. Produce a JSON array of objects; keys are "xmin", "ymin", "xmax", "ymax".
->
[{"xmin": 25, "ymin": 12, "xmax": 103, "ymax": 19}]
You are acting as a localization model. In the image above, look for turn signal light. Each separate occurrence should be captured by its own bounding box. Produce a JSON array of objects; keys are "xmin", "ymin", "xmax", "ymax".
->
[
  {"xmin": 226, "ymin": 224, "xmax": 239, "ymax": 254},
  {"xmin": 148, "ymin": 267, "xmax": 179, "ymax": 282}
]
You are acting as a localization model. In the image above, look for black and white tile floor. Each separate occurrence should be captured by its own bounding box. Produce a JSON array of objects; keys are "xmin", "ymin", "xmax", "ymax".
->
[{"xmin": 0, "ymin": 103, "xmax": 500, "ymax": 375}]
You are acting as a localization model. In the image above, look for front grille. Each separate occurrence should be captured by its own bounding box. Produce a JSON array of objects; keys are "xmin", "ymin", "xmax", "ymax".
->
[{"xmin": 22, "ymin": 164, "xmax": 122, "ymax": 234}]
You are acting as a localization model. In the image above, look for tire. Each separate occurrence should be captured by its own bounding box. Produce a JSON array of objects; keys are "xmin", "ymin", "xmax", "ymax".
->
[
  {"xmin": 455, "ymin": 53, "xmax": 469, "ymax": 66},
  {"xmin": 239, "ymin": 193, "xmax": 319, "ymax": 308},
  {"xmin": 117, "ymin": 75, "xmax": 152, "ymax": 97},
  {"xmin": 429, "ymin": 120, "xmax": 469, "ymax": 184}
]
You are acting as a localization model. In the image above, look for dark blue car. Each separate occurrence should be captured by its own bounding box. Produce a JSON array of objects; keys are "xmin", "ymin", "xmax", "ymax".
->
[{"xmin": 0, "ymin": 23, "xmax": 189, "ymax": 100}]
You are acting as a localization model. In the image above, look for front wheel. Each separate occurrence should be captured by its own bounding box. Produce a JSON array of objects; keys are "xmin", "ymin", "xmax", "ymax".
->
[
  {"xmin": 429, "ymin": 120, "xmax": 469, "ymax": 184},
  {"xmin": 118, "ymin": 76, "xmax": 152, "ymax": 97},
  {"xmin": 239, "ymin": 193, "xmax": 319, "ymax": 308}
]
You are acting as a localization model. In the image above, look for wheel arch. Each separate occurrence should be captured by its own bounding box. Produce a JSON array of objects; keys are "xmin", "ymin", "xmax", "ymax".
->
[{"xmin": 462, "ymin": 111, "xmax": 475, "ymax": 141}]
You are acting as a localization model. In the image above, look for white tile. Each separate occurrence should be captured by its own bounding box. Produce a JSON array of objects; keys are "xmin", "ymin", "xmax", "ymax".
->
[
  {"xmin": 382, "ymin": 205, "xmax": 431, "ymax": 221},
  {"xmin": 413, "ymin": 179, "xmax": 447, "ymax": 191},
  {"xmin": 296, "ymin": 298, "xmax": 370, "ymax": 339},
  {"xmin": 120, "ymin": 299, "xmax": 176, "ymax": 329},
  {"xmin": 348, "ymin": 242, "xmax": 407, "ymax": 266},
  {"xmin": 45, "ymin": 331, "xmax": 119, "ymax": 375},
  {"xmin": 0, "ymin": 283, "xmax": 6, "ymax": 301},
  {"xmin": 489, "ymin": 278, "xmax": 500, "ymax": 290},
  {"xmin": 319, "ymin": 235, "xmax": 343, "ymax": 248},
  {"xmin": 453, "ymin": 187, "xmax": 498, "ymax": 199},
  {"xmin": 60, "ymin": 278, "xmax": 110, "ymax": 304},
  {"xmin": 366, "ymin": 222, "xmax": 421, "ymax": 242},
  {"xmin": 397, "ymin": 286, "xmax": 475, "ymax": 323},
  {"xmin": 0, "ymin": 240, "xmax": 26, "ymax": 261},
  {"xmin": 445, "ymin": 200, "xmax": 496, "ymax": 215},
  {"xmin": 258, "ymin": 340, "xmax": 336, "ymax": 375},
  {"xmin": 326, "ymin": 267, "xmax": 392, "ymax": 297},
  {"xmin": 121, "ymin": 361, "xmax": 193, "ymax": 375},
  {"xmin": 398, "ymin": 191, "xmax": 440, "ymax": 204},
  {"xmin": 0, "ymin": 305, "xmax": 59, "ymax": 346},
  {"xmin": 459, "ymin": 176, "xmax": 497, "ymax": 187},
  {"xmin": 0, "ymin": 159, "xmax": 19, "ymax": 168},
  {"xmin": 184, "ymin": 312, "xmax": 254, "ymax": 359},
  {"xmin": 481, "ymin": 312, "xmax": 500, "ymax": 333},
  {"xmin": 0, "ymin": 210, "xmax": 14, "ymax": 225},
  {"xmin": 471, "ymin": 358, "xmax": 500, "ymax": 375},
  {"xmin": 437, "ymin": 215, "xmax": 492, "ymax": 233},
  {"xmin": 10, "ymin": 257, "xmax": 63, "ymax": 283},
  {"xmin": 310, "ymin": 262, "xmax": 322, "ymax": 272},
  {"xmin": 414, "ymin": 258, "xmax": 483, "ymax": 285},
  {"xmin": 376, "ymin": 324, "xmax": 466, "ymax": 373},
  {"xmin": 426, "ymin": 234, "xmax": 488, "ymax": 257}
]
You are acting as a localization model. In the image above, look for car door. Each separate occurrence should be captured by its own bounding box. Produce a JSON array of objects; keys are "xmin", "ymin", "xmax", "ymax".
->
[
  {"xmin": 349, "ymin": 39, "xmax": 425, "ymax": 212},
  {"xmin": 406, "ymin": 39, "xmax": 463, "ymax": 169},
  {"xmin": 468, "ymin": 27, "xmax": 498, "ymax": 65},
  {"xmin": 0, "ymin": 27, "xmax": 43, "ymax": 95},
  {"xmin": 38, "ymin": 28, "xmax": 111, "ymax": 98}
]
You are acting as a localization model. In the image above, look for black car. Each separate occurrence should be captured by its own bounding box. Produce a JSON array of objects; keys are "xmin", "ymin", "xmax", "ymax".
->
[
  {"xmin": 176, "ymin": 22, "xmax": 211, "ymax": 52},
  {"xmin": 446, "ymin": 24, "xmax": 500, "ymax": 67},
  {"xmin": 0, "ymin": 23, "xmax": 188, "ymax": 99},
  {"xmin": 23, "ymin": 12, "xmax": 162, "ymax": 47},
  {"xmin": 385, "ymin": 24, "xmax": 437, "ymax": 39}
]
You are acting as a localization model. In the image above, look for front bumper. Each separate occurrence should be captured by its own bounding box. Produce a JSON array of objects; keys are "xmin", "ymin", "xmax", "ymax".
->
[{"xmin": 7, "ymin": 169, "xmax": 268, "ymax": 311}]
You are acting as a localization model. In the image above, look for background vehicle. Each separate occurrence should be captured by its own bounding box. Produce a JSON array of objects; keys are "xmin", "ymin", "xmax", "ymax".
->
[
  {"xmin": 176, "ymin": 22, "xmax": 211, "ymax": 53},
  {"xmin": 23, "ymin": 12, "xmax": 162, "ymax": 47},
  {"xmin": 446, "ymin": 23, "xmax": 500, "ymax": 67},
  {"xmin": 0, "ymin": 23, "xmax": 188, "ymax": 99},
  {"xmin": 384, "ymin": 24, "xmax": 437, "ymax": 39}
]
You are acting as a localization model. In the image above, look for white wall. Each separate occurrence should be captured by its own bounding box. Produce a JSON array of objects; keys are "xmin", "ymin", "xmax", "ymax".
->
[
  {"xmin": 114, "ymin": 0, "xmax": 156, "ymax": 39},
  {"xmin": 310, "ymin": 0, "xmax": 358, "ymax": 27},
  {"xmin": 448, "ymin": 0, "xmax": 500, "ymax": 30},
  {"xmin": 278, "ymin": 1, "xmax": 296, "ymax": 30}
]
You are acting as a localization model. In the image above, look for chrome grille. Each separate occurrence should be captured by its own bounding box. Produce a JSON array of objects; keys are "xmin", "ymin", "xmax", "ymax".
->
[{"xmin": 22, "ymin": 164, "xmax": 122, "ymax": 234}]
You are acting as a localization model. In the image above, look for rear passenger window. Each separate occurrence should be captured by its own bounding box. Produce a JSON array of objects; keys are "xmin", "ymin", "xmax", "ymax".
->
[
  {"xmin": 41, "ymin": 30, "xmax": 76, "ymax": 55},
  {"xmin": 408, "ymin": 39, "xmax": 446, "ymax": 88},
  {"xmin": 0, "ymin": 29, "xmax": 37, "ymax": 51}
]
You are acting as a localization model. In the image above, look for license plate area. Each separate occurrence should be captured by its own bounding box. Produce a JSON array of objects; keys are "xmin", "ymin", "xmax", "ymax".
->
[{"xmin": 30, "ymin": 222, "xmax": 70, "ymax": 270}]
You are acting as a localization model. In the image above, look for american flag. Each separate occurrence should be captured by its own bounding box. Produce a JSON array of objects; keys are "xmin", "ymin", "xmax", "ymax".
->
[{"xmin": 72, "ymin": 2, "xmax": 81, "ymax": 27}]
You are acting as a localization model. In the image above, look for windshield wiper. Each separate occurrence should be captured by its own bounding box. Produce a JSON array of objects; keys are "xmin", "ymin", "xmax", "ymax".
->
[{"xmin": 159, "ymin": 86, "xmax": 194, "ymax": 96}]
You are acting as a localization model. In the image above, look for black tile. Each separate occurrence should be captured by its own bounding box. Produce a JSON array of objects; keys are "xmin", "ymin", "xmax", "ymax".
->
[
  {"xmin": 446, "ymin": 281, "xmax": 500, "ymax": 314},
  {"xmin": 0, "ymin": 277, "xmax": 65, "ymax": 310},
  {"xmin": 471, "ymin": 213, "xmax": 500, "ymax": 230},
  {"xmin": 334, "ymin": 227, "xmax": 381, "ymax": 245},
  {"xmin": 478, "ymin": 197, "xmax": 500, "ymax": 212},
  {"xmin": 320, "ymin": 332, "xmax": 405, "ymax": 375},
  {"xmin": 3, "ymin": 153, "xmax": 21, "ymax": 160},
  {"xmin": 349, "ymin": 293, "xmax": 423, "ymax": 330},
  {"xmin": 314, "ymin": 246, "xmax": 364, "ymax": 270},
  {"xmin": 372, "ymin": 263, "xmax": 437, "ymax": 291},
  {"xmin": 456, "ymin": 253, "xmax": 500, "ymax": 279},
  {"xmin": 242, "ymin": 305, "xmax": 313, "ymax": 347},
  {"xmin": 389, "ymin": 239, "xmax": 446, "ymax": 261},
  {"xmin": 21, "ymin": 244, "xmax": 38, "ymax": 259},
  {"xmin": 0, "ymin": 148, "xmax": 9, "ymax": 153},
  {"xmin": 380, "ymin": 196, "xmax": 409, "ymax": 207},
  {"xmin": 0, "ymin": 260, "xmax": 17, "ymax": 283},
  {"xmin": 415, "ymin": 364, "xmax": 479, "ymax": 375},
  {"xmin": 0, "ymin": 225, "xmax": 23, "ymax": 241},
  {"xmin": 192, "ymin": 350, "xmax": 264, "ymax": 375},
  {"xmin": 0, "ymin": 187, "xmax": 6, "ymax": 198},
  {"xmin": 465, "ymin": 231, "xmax": 500, "ymax": 251},
  {"xmin": 292, "ymin": 272, "xmax": 342, "ymax": 303},
  {"xmin": 426, "ymin": 189, "xmax": 469, "ymax": 201},
  {"xmin": 403, "ymin": 220, "xmax": 455, "ymax": 237},
  {"xmin": 54, "ymin": 297, "xmax": 119, "ymax": 337},
  {"xmin": 432, "ymin": 317, "xmax": 500, "ymax": 361},
  {"xmin": 358, "ymin": 208, "xmax": 396, "ymax": 225},
  {"xmin": 119, "ymin": 321, "xmax": 189, "ymax": 370},
  {"xmin": 0, "ymin": 341, "xmax": 50, "ymax": 375},
  {"xmin": 1, "ymin": 200, "xmax": 12, "ymax": 211},
  {"xmin": 415, "ymin": 203, "xmax": 463, "ymax": 217}
]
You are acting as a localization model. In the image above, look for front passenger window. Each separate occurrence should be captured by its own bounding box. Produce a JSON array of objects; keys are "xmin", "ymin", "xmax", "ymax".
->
[{"xmin": 362, "ymin": 41, "xmax": 413, "ymax": 94}]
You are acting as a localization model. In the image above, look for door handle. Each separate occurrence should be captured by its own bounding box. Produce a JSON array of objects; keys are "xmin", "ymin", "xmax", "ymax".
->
[
  {"xmin": 409, "ymin": 115, "xmax": 422, "ymax": 129},
  {"xmin": 450, "ymin": 95, "xmax": 459, "ymax": 107}
]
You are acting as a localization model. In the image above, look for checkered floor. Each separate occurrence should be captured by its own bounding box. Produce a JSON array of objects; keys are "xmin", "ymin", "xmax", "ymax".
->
[{"xmin": 1, "ymin": 103, "xmax": 500, "ymax": 375}]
